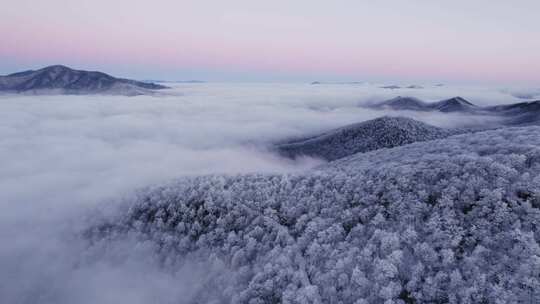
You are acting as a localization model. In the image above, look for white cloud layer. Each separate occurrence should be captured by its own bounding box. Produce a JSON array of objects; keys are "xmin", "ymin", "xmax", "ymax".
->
[{"xmin": 0, "ymin": 82, "xmax": 529, "ymax": 303}]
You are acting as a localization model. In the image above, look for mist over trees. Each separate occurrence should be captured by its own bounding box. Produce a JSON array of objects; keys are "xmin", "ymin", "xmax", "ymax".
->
[
  {"xmin": 2, "ymin": 82, "xmax": 540, "ymax": 303},
  {"xmin": 87, "ymin": 126, "xmax": 540, "ymax": 304}
]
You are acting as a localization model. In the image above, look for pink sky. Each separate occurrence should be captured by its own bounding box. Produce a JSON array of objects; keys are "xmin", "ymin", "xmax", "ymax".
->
[{"xmin": 1, "ymin": 0, "xmax": 539, "ymax": 83}]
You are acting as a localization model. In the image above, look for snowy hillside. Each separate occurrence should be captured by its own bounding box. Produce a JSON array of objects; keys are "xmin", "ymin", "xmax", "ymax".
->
[
  {"xmin": 370, "ymin": 96, "xmax": 479, "ymax": 113},
  {"xmin": 87, "ymin": 125, "xmax": 540, "ymax": 303},
  {"xmin": 369, "ymin": 96, "xmax": 540, "ymax": 126},
  {"xmin": 0, "ymin": 65, "xmax": 169, "ymax": 96},
  {"xmin": 276, "ymin": 116, "xmax": 461, "ymax": 161}
]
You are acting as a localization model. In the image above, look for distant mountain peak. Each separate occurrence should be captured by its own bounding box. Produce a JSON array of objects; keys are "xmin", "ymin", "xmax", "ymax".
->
[
  {"xmin": 368, "ymin": 96, "xmax": 539, "ymax": 126},
  {"xmin": 370, "ymin": 96, "xmax": 478, "ymax": 113},
  {"xmin": 380, "ymin": 85, "xmax": 401, "ymax": 89},
  {"xmin": 443, "ymin": 96, "xmax": 474, "ymax": 105},
  {"xmin": 12, "ymin": 65, "xmax": 72, "ymax": 76},
  {"xmin": 45, "ymin": 64, "xmax": 70, "ymax": 70},
  {"xmin": 387, "ymin": 96, "xmax": 423, "ymax": 103},
  {"xmin": 433, "ymin": 96, "xmax": 477, "ymax": 112},
  {"xmin": 0, "ymin": 65, "xmax": 169, "ymax": 96},
  {"xmin": 484, "ymin": 99, "xmax": 540, "ymax": 125},
  {"xmin": 375, "ymin": 96, "xmax": 428, "ymax": 111}
]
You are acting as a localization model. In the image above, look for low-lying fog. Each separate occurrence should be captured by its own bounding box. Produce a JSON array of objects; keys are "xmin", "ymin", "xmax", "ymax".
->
[{"xmin": 0, "ymin": 82, "xmax": 531, "ymax": 303}]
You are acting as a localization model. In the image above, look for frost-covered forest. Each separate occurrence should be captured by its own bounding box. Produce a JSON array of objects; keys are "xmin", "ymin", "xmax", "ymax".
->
[
  {"xmin": 1, "ymin": 83, "xmax": 539, "ymax": 304},
  {"xmin": 88, "ymin": 126, "xmax": 540, "ymax": 304},
  {"xmin": 276, "ymin": 116, "xmax": 462, "ymax": 161}
]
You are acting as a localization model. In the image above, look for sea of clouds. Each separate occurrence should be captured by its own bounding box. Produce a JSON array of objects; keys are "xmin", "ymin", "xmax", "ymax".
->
[{"xmin": 0, "ymin": 82, "xmax": 532, "ymax": 303}]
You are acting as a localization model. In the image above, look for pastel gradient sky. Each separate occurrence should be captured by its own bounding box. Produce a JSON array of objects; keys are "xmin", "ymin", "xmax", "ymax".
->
[{"xmin": 1, "ymin": 0, "xmax": 539, "ymax": 84}]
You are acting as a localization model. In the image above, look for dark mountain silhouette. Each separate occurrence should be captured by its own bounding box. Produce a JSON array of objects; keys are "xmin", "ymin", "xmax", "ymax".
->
[
  {"xmin": 369, "ymin": 96, "xmax": 539, "ymax": 126},
  {"xmin": 486, "ymin": 100, "xmax": 540, "ymax": 114},
  {"xmin": 431, "ymin": 96, "xmax": 479, "ymax": 113},
  {"xmin": 0, "ymin": 65, "xmax": 169, "ymax": 96},
  {"xmin": 276, "ymin": 116, "xmax": 460, "ymax": 161},
  {"xmin": 485, "ymin": 100, "xmax": 540, "ymax": 125},
  {"xmin": 311, "ymin": 81, "xmax": 363, "ymax": 85},
  {"xmin": 372, "ymin": 96, "xmax": 479, "ymax": 113},
  {"xmin": 372, "ymin": 96, "xmax": 429, "ymax": 111},
  {"xmin": 380, "ymin": 85, "xmax": 401, "ymax": 89}
]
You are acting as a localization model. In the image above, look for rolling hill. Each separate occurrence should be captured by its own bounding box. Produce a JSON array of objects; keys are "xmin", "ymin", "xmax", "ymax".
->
[
  {"xmin": 86, "ymin": 125, "xmax": 540, "ymax": 304},
  {"xmin": 275, "ymin": 116, "xmax": 460, "ymax": 161},
  {"xmin": 370, "ymin": 96, "xmax": 540, "ymax": 125},
  {"xmin": 0, "ymin": 65, "xmax": 169, "ymax": 96},
  {"xmin": 371, "ymin": 96, "xmax": 479, "ymax": 113}
]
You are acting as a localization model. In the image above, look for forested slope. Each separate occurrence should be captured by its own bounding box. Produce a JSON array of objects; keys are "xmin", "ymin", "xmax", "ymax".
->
[
  {"xmin": 87, "ymin": 126, "xmax": 540, "ymax": 304},
  {"xmin": 276, "ymin": 116, "xmax": 460, "ymax": 161}
]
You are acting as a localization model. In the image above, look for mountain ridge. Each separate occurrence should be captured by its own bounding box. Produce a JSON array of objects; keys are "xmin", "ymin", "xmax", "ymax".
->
[
  {"xmin": 369, "ymin": 96, "xmax": 540, "ymax": 125},
  {"xmin": 0, "ymin": 65, "xmax": 169, "ymax": 96},
  {"xmin": 371, "ymin": 96, "xmax": 479, "ymax": 113}
]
